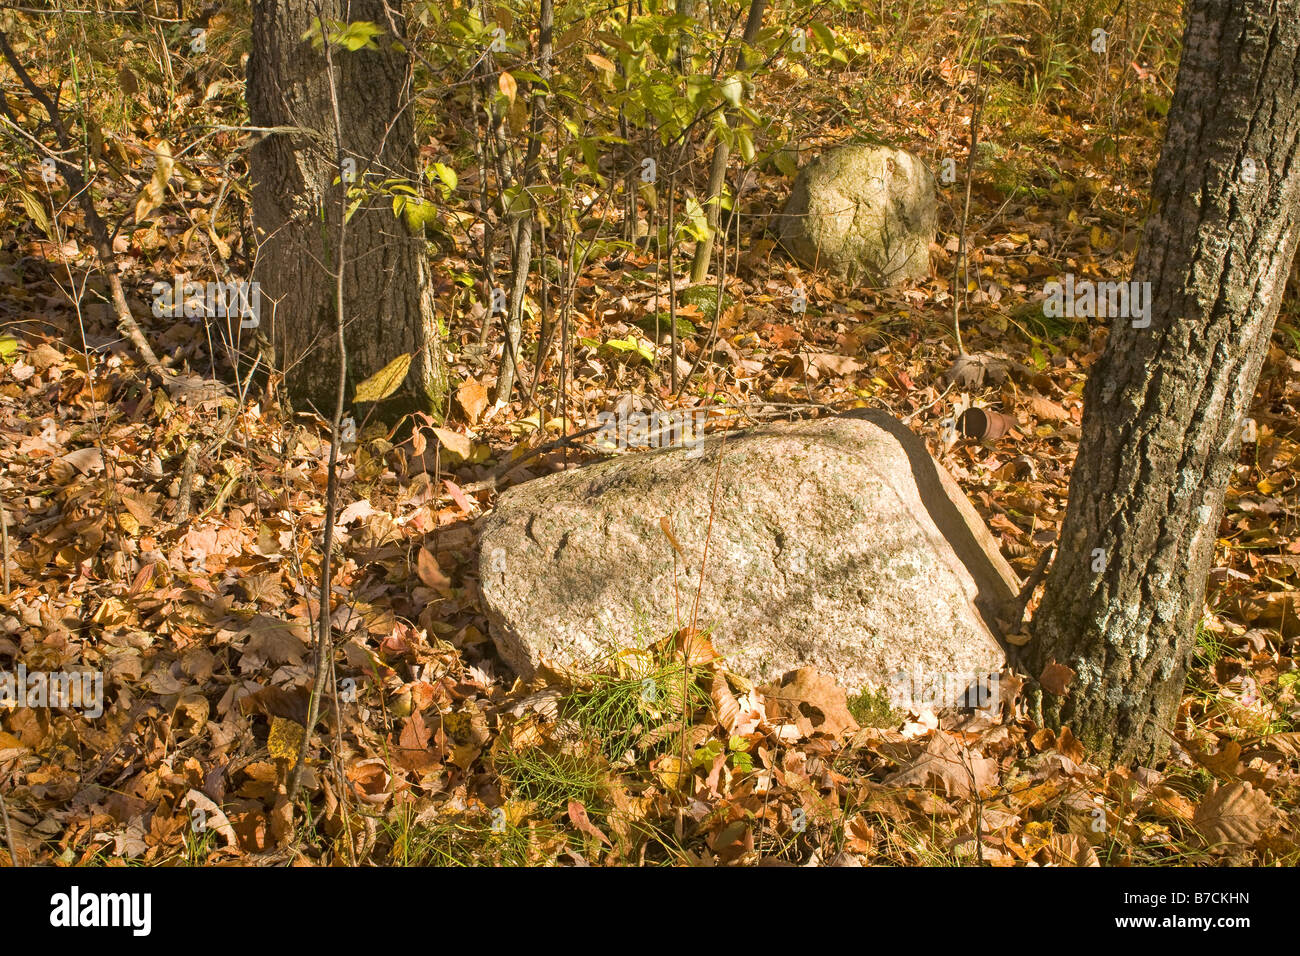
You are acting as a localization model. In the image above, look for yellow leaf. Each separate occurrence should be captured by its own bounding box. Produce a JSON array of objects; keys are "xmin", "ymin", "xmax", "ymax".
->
[
  {"xmin": 16, "ymin": 188, "xmax": 52, "ymax": 240},
  {"xmin": 431, "ymin": 426, "xmax": 474, "ymax": 461},
  {"xmin": 652, "ymin": 754, "xmax": 687, "ymax": 790},
  {"xmin": 585, "ymin": 53, "xmax": 615, "ymax": 72},
  {"xmin": 268, "ymin": 716, "xmax": 305, "ymax": 761},
  {"xmin": 353, "ymin": 352, "xmax": 413, "ymax": 404}
]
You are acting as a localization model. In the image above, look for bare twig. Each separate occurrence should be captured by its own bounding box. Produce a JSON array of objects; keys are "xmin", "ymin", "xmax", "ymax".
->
[
  {"xmin": 0, "ymin": 491, "xmax": 10, "ymax": 597},
  {"xmin": 175, "ymin": 443, "xmax": 202, "ymax": 523},
  {"xmin": 948, "ymin": 0, "xmax": 990, "ymax": 357},
  {"xmin": 289, "ymin": 2, "xmax": 351, "ymax": 803},
  {"xmin": 0, "ymin": 30, "xmax": 170, "ymax": 387}
]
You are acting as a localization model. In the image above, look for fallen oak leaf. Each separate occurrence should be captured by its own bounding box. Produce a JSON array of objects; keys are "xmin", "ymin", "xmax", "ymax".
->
[
  {"xmin": 758, "ymin": 667, "xmax": 859, "ymax": 738},
  {"xmin": 883, "ymin": 731, "xmax": 997, "ymax": 798},
  {"xmin": 1193, "ymin": 781, "xmax": 1280, "ymax": 849}
]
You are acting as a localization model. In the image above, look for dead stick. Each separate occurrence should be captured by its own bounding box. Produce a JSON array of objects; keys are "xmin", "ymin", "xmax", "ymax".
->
[
  {"xmin": 0, "ymin": 786, "xmax": 18, "ymax": 866},
  {"xmin": 0, "ymin": 492, "xmax": 10, "ymax": 596},
  {"xmin": 0, "ymin": 31, "xmax": 169, "ymax": 386}
]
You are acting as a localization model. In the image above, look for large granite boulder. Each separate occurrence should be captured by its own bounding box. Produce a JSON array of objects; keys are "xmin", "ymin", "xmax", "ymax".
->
[
  {"xmin": 777, "ymin": 144, "xmax": 937, "ymax": 285},
  {"xmin": 477, "ymin": 411, "xmax": 1018, "ymax": 701}
]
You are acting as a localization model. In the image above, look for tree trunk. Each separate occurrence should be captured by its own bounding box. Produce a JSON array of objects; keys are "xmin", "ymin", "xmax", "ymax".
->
[
  {"xmin": 1027, "ymin": 0, "xmax": 1300, "ymax": 765},
  {"xmin": 247, "ymin": 0, "xmax": 445, "ymax": 418}
]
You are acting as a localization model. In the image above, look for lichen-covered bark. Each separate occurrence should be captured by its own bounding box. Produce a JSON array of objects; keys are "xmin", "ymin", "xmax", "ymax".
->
[
  {"xmin": 247, "ymin": 0, "xmax": 445, "ymax": 418},
  {"xmin": 1028, "ymin": 0, "xmax": 1300, "ymax": 764}
]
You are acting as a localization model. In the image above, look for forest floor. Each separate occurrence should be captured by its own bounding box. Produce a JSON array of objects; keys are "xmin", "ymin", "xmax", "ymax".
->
[{"xmin": 0, "ymin": 2, "xmax": 1298, "ymax": 865}]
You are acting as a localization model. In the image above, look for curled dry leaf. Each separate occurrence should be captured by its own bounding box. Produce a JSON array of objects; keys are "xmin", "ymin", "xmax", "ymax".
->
[
  {"xmin": 711, "ymin": 672, "xmax": 741, "ymax": 735},
  {"xmin": 183, "ymin": 789, "xmax": 238, "ymax": 847},
  {"xmin": 1038, "ymin": 661, "xmax": 1077, "ymax": 696},
  {"xmin": 417, "ymin": 547, "xmax": 453, "ymax": 594},
  {"xmin": 884, "ymin": 731, "xmax": 997, "ymax": 798},
  {"xmin": 944, "ymin": 351, "xmax": 1011, "ymax": 388},
  {"xmin": 759, "ymin": 667, "xmax": 859, "ymax": 739}
]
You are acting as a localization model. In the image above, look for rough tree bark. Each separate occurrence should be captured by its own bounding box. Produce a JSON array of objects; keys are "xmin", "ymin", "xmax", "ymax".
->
[
  {"xmin": 247, "ymin": 0, "xmax": 445, "ymax": 417},
  {"xmin": 1027, "ymin": 0, "xmax": 1300, "ymax": 765}
]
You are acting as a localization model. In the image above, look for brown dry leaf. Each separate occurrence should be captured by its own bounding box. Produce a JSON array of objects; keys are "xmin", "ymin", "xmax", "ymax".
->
[
  {"xmin": 711, "ymin": 672, "xmax": 741, "ymax": 735},
  {"xmin": 1146, "ymin": 785, "xmax": 1196, "ymax": 823},
  {"xmin": 174, "ymin": 691, "xmax": 209, "ymax": 733},
  {"xmin": 60, "ymin": 446, "xmax": 105, "ymax": 475},
  {"xmin": 240, "ymin": 571, "xmax": 287, "ymax": 605},
  {"xmin": 809, "ymin": 353, "xmax": 866, "ymax": 376},
  {"xmin": 1043, "ymin": 832, "xmax": 1100, "ymax": 866},
  {"xmin": 1193, "ymin": 739, "xmax": 1244, "ymax": 779},
  {"xmin": 270, "ymin": 794, "xmax": 294, "ymax": 847},
  {"xmin": 416, "ymin": 547, "xmax": 453, "ymax": 594},
  {"xmin": 884, "ymin": 732, "xmax": 997, "ymax": 798},
  {"xmin": 240, "ymin": 684, "xmax": 312, "ymax": 724},
  {"xmin": 347, "ymin": 758, "xmax": 393, "ymax": 806},
  {"xmin": 393, "ymin": 711, "xmax": 443, "ymax": 775},
  {"xmin": 567, "ymin": 800, "xmax": 612, "ymax": 847},
  {"xmin": 943, "ymin": 351, "xmax": 1011, "ymax": 388},
  {"xmin": 238, "ymin": 616, "xmax": 311, "ymax": 669},
  {"xmin": 183, "ymin": 789, "xmax": 238, "ymax": 847},
  {"xmin": 1193, "ymin": 781, "xmax": 1280, "ymax": 848},
  {"xmin": 455, "ymin": 377, "xmax": 489, "ymax": 424},
  {"xmin": 1039, "ymin": 661, "xmax": 1077, "ymax": 695},
  {"xmin": 758, "ymin": 667, "xmax": 859, "ymax": 738},
  {"xmin": 1250, "ymin": 732, "xmax": 1300, "ymax": 761},
  {"xmin": 1027, "ymin": 393, "xmax": 1071, "ymax": 422},
  {"xmin": 1056, "ymin": 726, "xmax": 1085, "ymax": 764},
  {"xmin": 844, "ymin": 814, "xmax": 875, "ymax": 855},
  {"xmin": 133, "ymin": 140, "xmax": 173, "ymax": 223},
  {"xmin": 672, "ymin": 627, "xmax": 719, "ymax": 667}
]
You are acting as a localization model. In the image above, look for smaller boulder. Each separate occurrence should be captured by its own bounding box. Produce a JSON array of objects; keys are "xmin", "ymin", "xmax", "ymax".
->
[{"xmin": 778, "ymin": 144, "xmax": 937, "ymax": 285}]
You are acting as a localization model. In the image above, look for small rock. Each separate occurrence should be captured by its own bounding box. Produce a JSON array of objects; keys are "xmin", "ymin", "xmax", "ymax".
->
[{"xmin": 777, "ymin": 144, "xmax": 937, "ymax": 285}]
